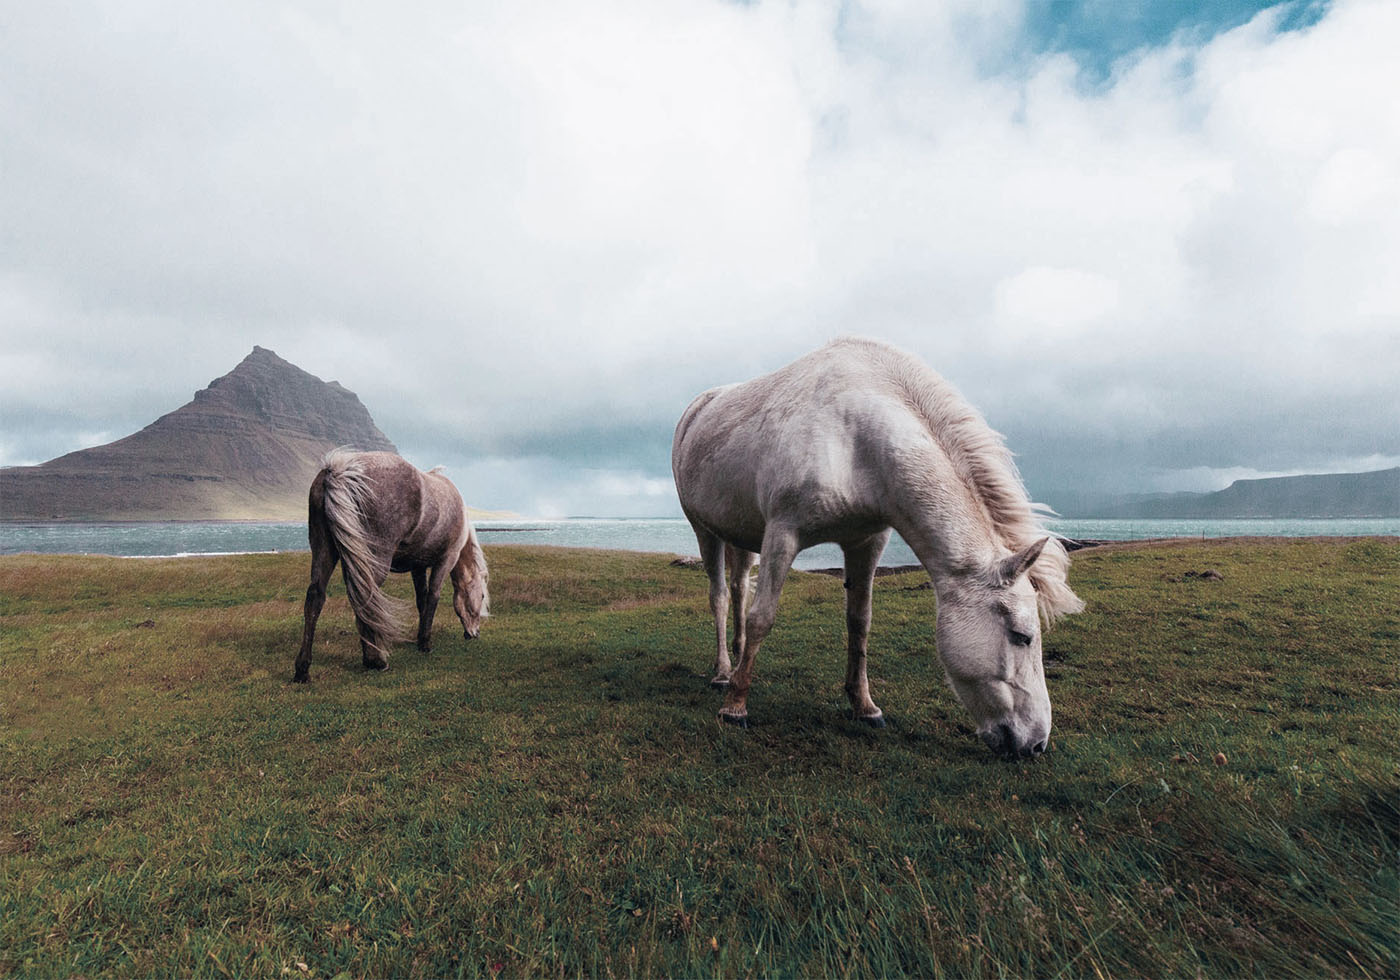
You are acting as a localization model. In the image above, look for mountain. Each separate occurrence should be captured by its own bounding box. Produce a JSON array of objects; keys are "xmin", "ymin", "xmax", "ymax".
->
[
  {"xmin": 1052, "ymin": 468, "xmax": 1400, "ymax": 519},
  {"xmin": 0, "ymin": 347, "xmax": 397, "ymax": 521}
]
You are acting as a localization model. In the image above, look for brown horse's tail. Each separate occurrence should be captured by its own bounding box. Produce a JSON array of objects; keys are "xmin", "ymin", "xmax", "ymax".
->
[{"xmin": 318, "ymin": 450, "xmax": 411, "ymax": 653}]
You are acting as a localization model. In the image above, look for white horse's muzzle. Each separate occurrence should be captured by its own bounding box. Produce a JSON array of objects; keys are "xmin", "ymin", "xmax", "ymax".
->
[{"xmin": 980, "ymin": 721, "xmax": 1050, "ymax": 760}]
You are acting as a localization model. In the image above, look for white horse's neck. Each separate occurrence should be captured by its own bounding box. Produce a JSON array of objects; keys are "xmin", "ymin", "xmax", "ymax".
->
[{"xmin": 886, "ymin": 452, "xmax": 1003, "ymax": 583}]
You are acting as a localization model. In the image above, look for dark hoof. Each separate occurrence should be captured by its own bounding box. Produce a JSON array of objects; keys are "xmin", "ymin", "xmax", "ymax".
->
[
  {"xmin": 417, "ymin": 642, "xmax": 432, "ymax": 653},
  {"xmin": 709, "ymin": 677, "xmax": 731, "ymax": 690},
  {"xmin": 363, "ymin": 661, "xmax": 388, "ymax": 672},
  {"xmin": 860, "ymin": 714, "xmax": 886, "ymax": 729},
  {"xmin": 293, "ymin": 671, "xmax": 310, "ymax": 684},
  {"xmin": 718, "ymin": 711, "xmax": 749, "ymax": 728}
]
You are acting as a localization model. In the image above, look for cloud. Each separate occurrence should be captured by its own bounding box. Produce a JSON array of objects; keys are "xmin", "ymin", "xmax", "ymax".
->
[
  {"xmin": 1, "ymin": 0, "xmax": 1396, "ymax": 513},
  {"xmin": 994, "ymin": 266, "xmax": 1121, "ymax": 341}
]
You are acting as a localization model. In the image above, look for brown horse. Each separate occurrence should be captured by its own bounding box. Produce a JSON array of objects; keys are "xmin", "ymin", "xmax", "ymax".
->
[{"xmin": 292, "ymin": 449, "xmax": 489, "ymax": 683}]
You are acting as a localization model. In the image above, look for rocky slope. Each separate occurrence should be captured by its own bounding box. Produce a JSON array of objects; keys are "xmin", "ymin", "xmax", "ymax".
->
[{"xmin": 1, "ymin": 347, "xmax": 397, "ymax": 520}]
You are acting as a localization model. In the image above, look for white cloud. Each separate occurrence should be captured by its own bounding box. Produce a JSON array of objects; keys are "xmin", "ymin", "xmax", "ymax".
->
[
  {"xmin": 588, "ymin": 470, "xmax": 676, "ymax": 501},
  {"xmin": 1308, "ymin": 147, "xmax": 1393, "ymax": 224},
  {"xmin": 993, "ymin": 266, "xmax": 1121, "ymax": 341},
  {"xmin": 1, "ymin": 0, "xmax": 1397, "ymax": 508}
]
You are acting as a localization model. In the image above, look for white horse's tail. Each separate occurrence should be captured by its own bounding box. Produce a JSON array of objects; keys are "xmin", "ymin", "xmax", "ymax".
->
[{"xmin": 319, "ymin": 450, "xmax": 411, "ymax": 652}]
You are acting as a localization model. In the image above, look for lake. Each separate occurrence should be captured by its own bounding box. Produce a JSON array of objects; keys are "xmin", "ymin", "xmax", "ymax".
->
[{"xmin": 3, "ymin": 517, "xmax": 1397, "ymax": 569}]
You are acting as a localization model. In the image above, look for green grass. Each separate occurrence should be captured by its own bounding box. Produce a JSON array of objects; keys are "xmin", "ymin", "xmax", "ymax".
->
[{"xmin": 1, "ymin": 539, "xmax": 1396, "ymax": 978}]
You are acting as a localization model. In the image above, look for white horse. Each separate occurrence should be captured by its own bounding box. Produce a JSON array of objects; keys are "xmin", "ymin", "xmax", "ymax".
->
[{"xmin": 671, "ymin": 337, "xmax": 1083, "ymax": 758}]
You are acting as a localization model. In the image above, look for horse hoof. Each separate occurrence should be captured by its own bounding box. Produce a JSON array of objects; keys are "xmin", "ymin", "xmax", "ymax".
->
[
  {"xmin": 718, "ymin": 710, "xmax": 749, "ymax": 728},
  {"xmin": 861, "ymin": 713, "xmax": 886, "ymax": 729},
  {"xmin": 709, "ymin": 676, "xmax": 731, "ymax": 690},
  {"xmin": 417, "ymin": 642, "xmax": 431, "ymax": 653},
  {"xmin": 364, "ymin": 661, "xmax": 388, "ymax": 672},
  {"xmin": 293, "ymin": 671, "xmax": 310, "ymax": 684}
]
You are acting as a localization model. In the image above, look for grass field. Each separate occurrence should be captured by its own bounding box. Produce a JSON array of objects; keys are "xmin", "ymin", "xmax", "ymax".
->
[{"xmin": 1, "ymin": 539, "xmax": 1396, "ymax": 978}]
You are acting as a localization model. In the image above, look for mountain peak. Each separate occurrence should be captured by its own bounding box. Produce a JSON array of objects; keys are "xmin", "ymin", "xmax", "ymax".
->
[
  {"xmin": 184, "ymin": 348, "xmax": 391, "ymax": 448},
  {"xmin": 1, "ymin": 350, "xmax": 397, "ymax": 520},
  {"xmin": 239, "ymin": 345, "xmax": 293, "ymax": 368},
  {"xmin": 216, "ymin": 345, "xmax": 311, "ymax": 386}
]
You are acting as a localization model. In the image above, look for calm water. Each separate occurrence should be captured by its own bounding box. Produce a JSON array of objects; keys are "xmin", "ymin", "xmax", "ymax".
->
[{"xmin": 2, "ymin": 517, "xmax": 1396, "ymax": 570}]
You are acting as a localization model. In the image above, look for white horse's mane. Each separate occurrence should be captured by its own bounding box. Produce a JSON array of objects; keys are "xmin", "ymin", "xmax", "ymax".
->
[{"xmin": 831, "ymin": 337, "xmax": 1084, "ymax": 624}]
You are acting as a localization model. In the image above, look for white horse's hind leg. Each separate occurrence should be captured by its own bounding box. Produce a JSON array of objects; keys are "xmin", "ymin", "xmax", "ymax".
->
[
  {"xmin": 725, "ymin": 544, "xmax": 758, "ymax": 672},
  {"xmin": 719, "ymin": 524, "xmax": 799, "ymax": 726},
  {"xmin": 842, "ymin": 530, "xmax": 892, "ymax": 727},
  {"xmin": 693, "ymin": 526, "xmax": 732, "ymax": 687}
]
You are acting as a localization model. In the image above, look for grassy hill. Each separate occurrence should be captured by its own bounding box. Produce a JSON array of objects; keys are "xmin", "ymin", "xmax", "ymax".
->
[{"xmin": 1, "ymin": 541, "xmax": 1396, "ymax": 976}]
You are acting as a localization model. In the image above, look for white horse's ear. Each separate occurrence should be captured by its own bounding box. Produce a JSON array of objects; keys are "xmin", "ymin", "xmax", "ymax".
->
[{"xmin": 996, "ymin": 537, "xmax": 1049, "ymax": 585}]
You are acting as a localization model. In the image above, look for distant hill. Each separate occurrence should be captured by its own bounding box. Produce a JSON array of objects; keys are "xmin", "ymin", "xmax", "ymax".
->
[
  {"xmin": 1053, "ymin": 468, "xmax": 1400, "ymax": 519},
  {"xmin": 0, "ymin": 347, "xmax": 397, "ymax": 521}
]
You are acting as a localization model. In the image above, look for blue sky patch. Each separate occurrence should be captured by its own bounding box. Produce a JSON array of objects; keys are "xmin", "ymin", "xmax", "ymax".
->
[{"xmin": 1022, "ymin": 0, "xmax": 1330, "ymax": 80}]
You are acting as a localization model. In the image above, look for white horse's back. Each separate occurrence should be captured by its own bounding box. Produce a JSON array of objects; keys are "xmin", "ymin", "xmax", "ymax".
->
[{"xmin": 674, "ymin": 338, "xmax": 976, "ymax": 552}]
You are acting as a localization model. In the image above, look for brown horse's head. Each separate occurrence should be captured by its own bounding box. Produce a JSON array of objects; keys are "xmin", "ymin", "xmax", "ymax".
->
[{"xmin": 452, "ymin": 537, "xmax": 490, "ymax": 639}]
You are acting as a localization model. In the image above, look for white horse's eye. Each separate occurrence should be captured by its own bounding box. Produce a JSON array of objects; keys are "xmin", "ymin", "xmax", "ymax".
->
[{"xmin": 1009, "ymin": 629, "xmax": 1034, "ymax": 647}]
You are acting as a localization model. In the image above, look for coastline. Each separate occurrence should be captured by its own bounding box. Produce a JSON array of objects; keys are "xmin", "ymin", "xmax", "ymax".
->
[
  {"xmin": 5, "ymin": 516, "xmax": 1399, "ymax": 561},
  {"xmin": 4, "ymin": 533, "xmax": 1396, "ymax": 565}
]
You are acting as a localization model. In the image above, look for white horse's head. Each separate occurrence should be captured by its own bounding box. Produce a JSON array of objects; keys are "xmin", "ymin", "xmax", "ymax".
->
[{"xmin": 935, "ymin": 537, "xmax": 1055, "ymax": 759}]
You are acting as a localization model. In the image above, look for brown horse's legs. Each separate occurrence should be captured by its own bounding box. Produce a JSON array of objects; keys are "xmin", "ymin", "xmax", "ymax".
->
[
  {"xmin": 411, "ymin": 567, "xmax": 431, "ymax": 651},
  {"xmin": 719, "ymin": 524, "xmax": 799, "ymax": 726},
  {"xmin": 416, "ymin": 563, "xmax": 450, "ymax": 651},
  {"xmin": 411, "ymin": 567, "xmax": 428, "ymax": 616},
  {"xmin": 356, "ymin": 615, "xmax": 388, "ymax": 670},
  {"xmin": 693, "ymin": 527, "xmax": 731, "ymax": 687},
  {"xmin": 352, "ymin": 561, "xmax": 392, "ymax": 670},
  {"xmin": 842, "ymin": 530, "xmax": 892, "ymax": 727},
  {"xmin": 293, "ymin": 531, "xmax": 339, "ymax": 683}
]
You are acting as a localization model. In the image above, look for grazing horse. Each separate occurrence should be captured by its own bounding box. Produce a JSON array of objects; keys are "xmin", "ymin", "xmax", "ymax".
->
[
  {"xmin": 671, "ymin": 337, "xmax": 1083, "ymax": 758},
  {"xmin": 292, "ymin": 450, "xmax": 489, "ymax": 683}
]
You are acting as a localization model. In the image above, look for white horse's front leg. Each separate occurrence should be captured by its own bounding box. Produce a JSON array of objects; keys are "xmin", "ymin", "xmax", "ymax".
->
[
  {"xmin": 842, "ymin": 530, "xmax": 892, "ymax": 727},
  {"xmin": 726, "ymin": 544, "xmax": 758, "ymax": 670},
  {"xmin": 719, "ymin": 524, "xmax": 799, "ymax": 727},
  {"xmin": 693, "ymin": 527, "xmax": 732, "ymax": 686}
]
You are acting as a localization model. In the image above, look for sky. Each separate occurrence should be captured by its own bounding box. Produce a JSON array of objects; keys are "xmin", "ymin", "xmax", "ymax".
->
[{"xmin": 2, "ymin": 0, "xmax": 1397, "ymax": 517}]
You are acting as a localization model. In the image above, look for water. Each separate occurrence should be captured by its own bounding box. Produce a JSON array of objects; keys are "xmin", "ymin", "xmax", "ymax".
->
[
  {"xmin": 2, "ymin": 517, "xmax": 1396, "ymax": 569},
  {"xmin": 0, "ymin": 521, "xmax": 309, "ymax": 558}
]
